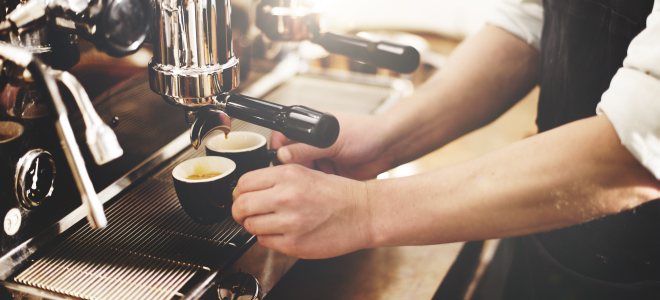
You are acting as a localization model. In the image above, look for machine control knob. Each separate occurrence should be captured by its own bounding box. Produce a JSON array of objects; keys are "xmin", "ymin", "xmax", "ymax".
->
[
  {"xmin": 15, "ymin": 149, "xmax": 56, "ymax": 209},
  {"xmin": 217, "ymin": 272, "xmax": 261, "ymax": 300},
  {"xmin": 3, "ymin": 208, "xmax": 22, "ymax": 236}
]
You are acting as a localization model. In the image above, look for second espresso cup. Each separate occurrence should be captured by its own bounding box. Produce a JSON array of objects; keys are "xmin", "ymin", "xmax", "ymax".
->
[{"xmin": 205, "ymin": 131, "xmax": 276, "ymax": 177}]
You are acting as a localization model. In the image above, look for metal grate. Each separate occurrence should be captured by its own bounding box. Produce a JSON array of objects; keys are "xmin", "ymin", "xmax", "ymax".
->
[{"xmin": 13, "ymin": 145, "xmax": 254, "ymax": 300}]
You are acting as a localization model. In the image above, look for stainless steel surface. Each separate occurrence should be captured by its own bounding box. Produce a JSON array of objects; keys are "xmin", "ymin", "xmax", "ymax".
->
[
  {"xmin": 3, "ymin": 0, "xmax": 55, "ymax": 56},
  {"xmin": 256, "ymin": 0, "xmax": 421, "ymax": 74},
  {"xmin": 149, "ymin": 0, "xmax": 240, "ymax": 106},
  {"xmin": 14, "ymin": 149, "xmax": 56, "ymax": 209},
  {"xmin": 11, "ymin": 147, "xmax": 255, "ymax": 300},
  {"xmin": 190, "ymin": 109, "xmax": 232, "ymax": 149},
  {"xmin": 3, "ymin": 208, "xmax": 21, "ymax": 237},
  {"xmin": 0, "ymin": 42, "xmax": 32, "ymax": 67},
  {"xmin": 228, "ymin": 243, "xmax": 297, "ymax": 299},
  {"xmin": 2, "ymin": 0, "xmax": 92, "ymax": 31},
  {"xmin": 3, "ymin": 0, "xmax": 48, "ymax": 29},
  {"xmin": 47, "ymin": 69, "xmax": 108, "ymax": 230},
  {"xmin": 52, "ymin": 70, "xmax": 123, "ymax": 165},
  {"xmin": 217, "ymin": 273, "xmax": 260, "ymax": 300},
  {"xmin": 149, "ymin": 0, "xmax": 342, "ymax": 150},
  {"xmin": 256, "ymin": 0, "xmax": 322, "ymax": 41}
]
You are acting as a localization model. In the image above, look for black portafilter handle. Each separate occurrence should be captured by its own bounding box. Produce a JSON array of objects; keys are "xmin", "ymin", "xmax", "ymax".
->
[
  {"xmin": 314, "ymin": 32, "xmax": 421, "ymax": 74},
  {"xmin": 224, "ymin": 94, "xmax": 340, "ymax": 148}
]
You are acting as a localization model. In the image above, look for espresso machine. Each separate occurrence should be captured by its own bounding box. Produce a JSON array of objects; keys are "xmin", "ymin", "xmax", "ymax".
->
[{"xmin": 0, "ymin": 0, "xmax": 420, "ymax": 298}]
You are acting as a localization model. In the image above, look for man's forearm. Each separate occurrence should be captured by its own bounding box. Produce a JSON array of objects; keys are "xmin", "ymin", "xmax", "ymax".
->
[
  {"xmin": 380, "ymin": 25, "xmax": 540, "ymax": 167},
  {"xmin": 366, "ymin": 116, "xmax": 660, "ymax": 247}
]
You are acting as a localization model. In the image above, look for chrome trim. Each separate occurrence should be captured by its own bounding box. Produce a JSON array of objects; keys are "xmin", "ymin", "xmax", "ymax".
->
[
  {"xmin": 149, "ymin": 0, "xmax": 240, "ymax": 104},
  {"xmin": 5, "ymin": 0, "xmax": 48, "ymax": 29},
  {"xmin": 3, "ymin": 208, "xmax": 22, "ymax": 237},
  {"xmin": 190, "ymin": 109, "xmax": 232, "ymax": 149},
  {"xmin": 43, "ymin": 66, "xmax": 108, "ymax": 230},
  {"xmin": 256, "ymin": 0, "xmax": 322, "ymax": 41},
  {"xmin": 0, "ymin": 42, "xmax": 33, "ymax": 67},
  {"xmin": 149, "ymin": 58, "xmax": 241, "ymax": 107},
  {"xmin": 1, "ymin": 280, "xmax": 70, "ymax": 300},
  {"xmin": 52, "ymin": 70, "xmax": 124, "ymax": 166},
  {"xmin": 14, "ymin": 149, "xmax": 56, "ymax": 209}
]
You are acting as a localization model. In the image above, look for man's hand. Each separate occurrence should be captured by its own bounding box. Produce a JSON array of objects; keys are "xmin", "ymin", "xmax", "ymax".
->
[
  {"xmin": 271, "ymin": 113, "xmax": 395, "ymax": 180},
  {"xmin": 232, "ymin": 164, "xmax": 373, "ymax": 259}
]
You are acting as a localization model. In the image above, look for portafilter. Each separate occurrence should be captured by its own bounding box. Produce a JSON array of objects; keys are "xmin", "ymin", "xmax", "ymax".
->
[
  {"xmin": 256, "ymin": 0, "xmax": 421, "ymax": 74},
  {"xmin": 150, "ymin": 0, "xmax": 340, "ymax": 149}
]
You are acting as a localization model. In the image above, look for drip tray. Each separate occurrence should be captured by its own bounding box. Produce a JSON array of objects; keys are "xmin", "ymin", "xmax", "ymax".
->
[{"xmin": 10, "ymin": 148, "xmax": 254, "ymax": 300}]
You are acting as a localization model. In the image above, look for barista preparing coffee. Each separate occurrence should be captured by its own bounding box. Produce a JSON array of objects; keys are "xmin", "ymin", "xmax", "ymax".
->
[{"xmin": 232, "ymin": 0, "xmax": 660, "ymax": 298}]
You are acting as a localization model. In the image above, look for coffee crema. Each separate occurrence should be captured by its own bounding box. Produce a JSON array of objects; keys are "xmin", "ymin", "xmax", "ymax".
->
[{"xmin": 186, "ymin": 172, "xmax": 222, "ymax": 180}]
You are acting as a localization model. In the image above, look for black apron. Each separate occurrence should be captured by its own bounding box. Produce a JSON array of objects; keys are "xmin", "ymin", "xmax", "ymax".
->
[{"xmin": 472, "ymin": 1, "xmax": 660, "ymax": 299}]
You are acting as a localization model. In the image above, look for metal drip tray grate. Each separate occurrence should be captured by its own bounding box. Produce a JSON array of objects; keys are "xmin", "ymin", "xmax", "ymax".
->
[{"xmin": 12, "ymin": 148, "xmax": 254, "ymax": 300}]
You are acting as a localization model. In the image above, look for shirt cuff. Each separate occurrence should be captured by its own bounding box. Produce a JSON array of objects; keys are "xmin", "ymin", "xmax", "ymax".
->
[
  {"xmin": 487, "ymin": 0, "xmax": 544, "ymax": 50},
  {"xmin": 597, "ymin": 68, "xmax": 660, "ymax": 180}
]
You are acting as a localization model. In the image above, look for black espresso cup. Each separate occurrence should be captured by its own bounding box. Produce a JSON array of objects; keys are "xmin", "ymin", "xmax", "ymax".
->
[
  {"xmin": 0, "ymin": 121, "xmax": 24, "ymax": 170},
  {"xmin": 0, "ymin": 121, "xmax": 24, "ymax": 159},
  {"xmin": 205, "ymin": 131, "xmax": 277, "ymax": 178},
  {"xmin": 172, "ymin": 156, "xmax": 237, "ymax": 224},
  {"xmin": 0, "ymin": 121, "xmax": 24, "ymax": 202}
]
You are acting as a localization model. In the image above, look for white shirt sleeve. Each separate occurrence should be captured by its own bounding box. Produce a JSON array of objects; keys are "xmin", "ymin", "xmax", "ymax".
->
[
  {"xmin": 597, "ymin": 1, "xmax": 660, "ymax": 180},
  {"xmin": 487, "ymin": 0, "xmax": 544, "ymax": 50}
]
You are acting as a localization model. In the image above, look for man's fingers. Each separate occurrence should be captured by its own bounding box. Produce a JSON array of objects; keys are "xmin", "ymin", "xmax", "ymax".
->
[
  {"xmin": 233, "ymin": 168, "xmax": 277, "ymax": 197},
  {"xmin": 242, "ymin": 214, "xmax": 295, "ymax": 235},
  {"xmin": 232, "ymin": 189, "xmax": 278, "ymax": 224},
  {"xmin": 278, "ymin": 143, "xmax": 335, "ymax": 165},
  {"xmin": 256, "ymin": 234, "xmax": 284, "ymax": 250},
  {"xmin": 270, "ymin": 131, "xmax": 290, "ymax": 149}
]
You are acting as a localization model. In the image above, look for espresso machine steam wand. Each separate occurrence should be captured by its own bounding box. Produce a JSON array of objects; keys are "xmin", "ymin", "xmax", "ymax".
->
[
  {"xmin": 150, "ymin": 0, "xmax": 340, "ymax": 149},
  {"xmin": 0, "ymin": 43, "xmax": 121, "ymax": 229}
]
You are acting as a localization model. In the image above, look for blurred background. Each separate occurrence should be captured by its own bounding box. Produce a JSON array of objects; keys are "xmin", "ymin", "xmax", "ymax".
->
[{"xmin": 324, "ymin": 0, "xmax": 492, "ymax": 38}]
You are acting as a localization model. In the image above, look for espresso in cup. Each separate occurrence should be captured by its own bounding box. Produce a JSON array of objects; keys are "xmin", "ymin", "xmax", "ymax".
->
[
  {"xmin": 205, "ymin": 131, "xmax": 276, "ymax": 178},
  {"xmin": 172, "ymin": 156, "xmax": 236, "ymax": 224}
]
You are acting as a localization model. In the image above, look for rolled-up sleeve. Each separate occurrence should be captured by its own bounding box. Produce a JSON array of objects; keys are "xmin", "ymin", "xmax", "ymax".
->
[
  {"xmin": 487, "ymin": 0, "xmax": 544, "ymax": 50},
  {"xmin": 597, "ymin": 1, "xmax": 660, "ymax": 179}
]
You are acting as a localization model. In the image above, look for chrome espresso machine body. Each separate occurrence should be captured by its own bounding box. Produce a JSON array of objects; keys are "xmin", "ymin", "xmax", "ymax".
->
[{"xmin": 0, "ymin": 0, "xmax": 420, "ymax": 298}]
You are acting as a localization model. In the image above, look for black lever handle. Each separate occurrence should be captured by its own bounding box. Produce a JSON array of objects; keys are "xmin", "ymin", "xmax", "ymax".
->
[
  {"xmin": 314, "ymin": 32, "xmax": 421, "ymax": 74},
  {"xmin": 224, "ymin": 94, "xmax": 340, "ymax": 148}
]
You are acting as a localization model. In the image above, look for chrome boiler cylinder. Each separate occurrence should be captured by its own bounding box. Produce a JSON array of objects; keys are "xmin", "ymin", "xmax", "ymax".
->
[{"xmin": 149, "ymin": 0, "xmax": 241, "ymax": 108}]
